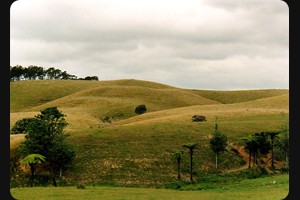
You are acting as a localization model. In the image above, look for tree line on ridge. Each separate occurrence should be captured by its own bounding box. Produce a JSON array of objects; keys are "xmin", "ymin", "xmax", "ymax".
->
[{"xmin": 10, "ymin": 65, "xmax": 99, "ymax": 81}]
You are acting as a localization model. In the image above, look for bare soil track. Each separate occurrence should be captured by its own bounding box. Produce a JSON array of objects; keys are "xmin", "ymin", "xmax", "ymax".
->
[{"xmin": 228, "ymin": 143, "xmax": 285, "ymax": 174}]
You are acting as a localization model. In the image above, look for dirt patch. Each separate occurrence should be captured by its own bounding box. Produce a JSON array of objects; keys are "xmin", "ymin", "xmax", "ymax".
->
[{"xmin": 228, "ymin": 142, "xmax": 286, "ymax": 174}]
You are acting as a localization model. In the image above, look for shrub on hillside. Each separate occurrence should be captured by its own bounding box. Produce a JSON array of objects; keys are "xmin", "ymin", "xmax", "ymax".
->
[
  {"xmin": 135, "ymin": 104, "xmax": 147, "ymax": 115},
  {"xmin": 191, "ymin": 115, "xmax": 206, "ymax": 122},
  {"xmin": 101, "ymin": 116, "xmax": 111, "ymax": 123}
]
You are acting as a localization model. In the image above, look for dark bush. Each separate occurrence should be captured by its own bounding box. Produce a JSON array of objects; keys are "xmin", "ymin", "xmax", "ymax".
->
[
  {"xmin": 77, "ymin": 184, "xmax": 86, "ymax": 189},
  {"xmin": 192, "ymin": 115, "xmax": 206, "ymax": 122},
  {"xmin": 101, "ymin": 116, "xmax": 111, "ymax": 123},
  {"xmin": 281, "ymin": 167, "xmax": 289, "ymax": 173},
  {"xmin": 135, "ymin": 104, "xmax": 147, "ymax": 115}
]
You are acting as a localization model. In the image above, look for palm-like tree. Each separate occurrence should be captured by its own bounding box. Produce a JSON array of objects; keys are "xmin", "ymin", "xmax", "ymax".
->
[
  {"xmin": 241, "ymin": 135, "xmax": 257, "ymax": 169},
  {"xmin": 182, "ymin": 142, "xmax": 198, "ymax": 181},
  {"xmin": 242, "ymin": 132, "xmax": 272, "ymax": 169},
  {"xmin": 172, "ymin": 150, "xmax": 184, "ymax": 181},
  {"xmin": 20, "ymin": 154, "xmax": 46, "ymax": 186},
  {"xmin": 266, "ymin": 131, "xmax": 280, "ymax": 168}
]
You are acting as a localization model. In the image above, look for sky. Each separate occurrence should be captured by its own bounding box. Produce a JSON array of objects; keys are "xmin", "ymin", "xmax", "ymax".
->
[{"xmin": 10, "ymin": 0, "xmax": 289, "ymax": 90}]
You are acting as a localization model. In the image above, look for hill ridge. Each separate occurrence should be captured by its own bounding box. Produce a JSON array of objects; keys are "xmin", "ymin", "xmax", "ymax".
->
[
  {"xmin": 10, "ymin": 79, "xmax": 289, "ymax": 188},
  {"xmin": 10, "ymin": 79, "xmax": 289, "ymax": 111}
]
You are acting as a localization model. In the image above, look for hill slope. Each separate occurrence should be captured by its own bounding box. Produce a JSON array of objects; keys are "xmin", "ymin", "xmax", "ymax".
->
[
  {"xmin": 10, "ymin": 79, "xmax": 288, "ymax": 129},
  {"xmin": 10, "ymin": 79, "xmax": 289, "ymax": 187}
]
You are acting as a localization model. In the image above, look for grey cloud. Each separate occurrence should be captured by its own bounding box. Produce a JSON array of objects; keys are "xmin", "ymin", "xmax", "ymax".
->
[
  {"xmin": 202, "ymin": 0, "xmax": 288, "ymax": 13},
  {"xmin": 10, "ymin": 0, "xmax": 288, "ymax": 90}
]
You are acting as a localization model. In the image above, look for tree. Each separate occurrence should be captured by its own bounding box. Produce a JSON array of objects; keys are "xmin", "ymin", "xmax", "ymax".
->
[
  {"xmin": 24, "ymin": 65, "xmax": 45, "ymax": 80},
  {"xmin": 19, "ymin": 107, "xmax": 75, "ymax": 186},
  {"xmin": 182, "ymin": 142, "xmax": 197, "ymax": 181},
  {"xmin": 278, "ymin": 120, "xmax": 289, "ymax": 168},
  {"xmin": 48, "ymin": 140, "xmax": 75, "ymax": 179},
  {"xmin": 53, "ymin": 68, "xmax": 62, "ymax": 79},
  {"xmin": 191, "ymin": 115, "xmax": 206, "ymax": 122},
  {"xmin": 172, "ymin": 150, "xmax": 184, "ymax": 181},
  {"xmin": 83, "ymin": 76, "xmax": 99, "ymax": 81},
  {"xmin": 60, "ymin": 71, "xmax": 72, "ymax": 80},
  {"xmin": 20, "ymin": 154, "xmax": 46, "ymax": 187},
  {"xmin": 209, "ymin": 120, "xmax": 228, "ymax": 169},
  {"xmin": 242, "ymin": 132, "xmax": 271, "ymax": 168},
  {"xmin": 265, "ymin": 131, "xmax": 280, "ymax": 168},
  {"xmin": 241, "ymin": 135, "xmax": 258, "ymax": 169},
  {"xmin": 253, "ymin": 132, "xmax": 271, "ymax": 164},
  {"xmin": 10, "ymin": 117, "xmax": 35, "ymax": 134},
  {"xmin": 10, "ymin": 65, "xmax": 80, "ymax": 81},
  {"xmin": 45, "ymin": 67, "xmax": 56, "ymax": 79},
  {"xmin": 135, "ymin": 104, "xmax": 147, "ymax": 115},
  {"xmin": 10, "ymin": 65, "xmax": 24, "ymax": 81}
]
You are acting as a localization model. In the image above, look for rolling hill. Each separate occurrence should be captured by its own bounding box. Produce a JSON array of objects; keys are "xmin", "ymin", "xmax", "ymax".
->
[{"xmin": 10, "ymin": 79, "xmax": 289, "ymax": 187}]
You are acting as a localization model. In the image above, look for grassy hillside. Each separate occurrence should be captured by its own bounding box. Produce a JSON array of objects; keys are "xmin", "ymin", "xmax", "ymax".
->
[
  {"xmin": 10, "ymin": 79, "xmax": 176, "ymax": 112},
  {"xmin": 10, "ymin": 79, "xmax": 289, "ymax": 188},
  {"xmin": 10, "ymin": 79, "xmax": 219, "ymax": 129},
  {"xmin": 188, "ymin": 89, "xmax": 288, "ymax": 104}
]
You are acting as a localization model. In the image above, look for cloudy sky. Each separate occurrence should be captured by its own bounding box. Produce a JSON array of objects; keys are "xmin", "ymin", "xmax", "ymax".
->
[{"xmin": 10, "ymin": 0, "xmax": 289, "ymax": 90}]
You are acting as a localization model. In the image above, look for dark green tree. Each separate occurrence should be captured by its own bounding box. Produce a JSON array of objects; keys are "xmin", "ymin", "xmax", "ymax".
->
[
  {"xmin": 19, "ymin": 107, "xmax": 75, "ymax": 186},
  {"xmin": 44, "ymin": 67, "xmax": 62, "ymax": 79},
  {"xmin": 48, "ymin": 140, "xmax": 75, "ymax": 179},
  {"xmin": 191, "ymin": 115, "xmax": 206, "ymax": 122},
  {"xmin": 83, "ymin": 76, "xmax": 99, "ymax": 81},
  {"xmin": 46, "ymin": 67, "xmax": 57, "ymax": 79},
  {"xmin": 135, "ymin": 104, "xmax": 147, "ymax": 115},
  {"xmin": 265, "ymin": 131, "xmax": 280, "ymax": 168},
  {"xmin": 10, "ymin": 117, "xmax": 35, "ymax": 134},
  {"xmin": 172, "ymin": 150, "xmax": 184, "ymax": 181},
  {"xmin": 209, "ymin": 120, "xmax": 228, "ymax": 169},
  {"xmin": 59, "ymin": 71, "xmax": 77, "ymax": 80},
  {"xmin": 242, "ymin": 132, "xmax": 271, "ymax": 168},
  {"xmin": 241, "ymin": 135, "xmax": 258, "ymax": 169},
  {"xmin": 10, "ymin": 65, "xmax": 25, "ymax": 81},
  {"xmin": 182, "ymin": 142, "xmax": 197, "ymax": 181},
  {"xmin": 53, "ymin": 68, "xmax": 63, "ymax": 79},
  {"xmin": 24, "ymin": 65, "xmax": 45, "ymax": 80},
  {"xmin": 253, "ymin": 132, "xmax": 271, "ymax": 164}
]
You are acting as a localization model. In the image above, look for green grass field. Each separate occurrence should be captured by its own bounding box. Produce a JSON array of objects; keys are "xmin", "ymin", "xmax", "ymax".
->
[
  {"xmin": 10, "ymin": 79, "xmax": 289, "ymax": 199},
  {"xmin": 10, "ymin": 174, "xmax": 289, "ymax": 200}
]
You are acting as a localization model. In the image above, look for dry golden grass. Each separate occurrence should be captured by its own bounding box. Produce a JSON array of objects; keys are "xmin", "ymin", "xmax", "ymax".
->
[
  {"xmin": 10, "ymin": 79, "xmax": 289, "ymax": 132},
  {"xmin": 115, "ymin": 94, "xmax": 289, "ymax": 127},
  {"xmin": 29, "ymin": 85, "xmax": 220, "ymax": 112},
  {"xmin": 236, "ymin": 94, "xmax": 289, "ymax": 109},
  {"xmin": 188, "ymin": 88, "xmax": 288, "ymax": 104},
  {"xmin": 10, "ymin": 134, "xmax": 26, "ymax": 152},
  {"xmin": 10, "ymin": 112, "xmax": 39, "ymax": 129},
  {"xmin": 10, "ymin": 79, "xmax": 175, "ymax": 112}
]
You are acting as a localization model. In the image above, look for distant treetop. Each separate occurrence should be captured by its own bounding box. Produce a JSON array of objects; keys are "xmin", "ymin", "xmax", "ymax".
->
[{"xmin": 10, "ymin": 65, "xmax": 99, "ymax": 81}]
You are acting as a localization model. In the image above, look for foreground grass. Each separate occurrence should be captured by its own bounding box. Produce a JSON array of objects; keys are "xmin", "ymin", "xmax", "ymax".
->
[{"xmin": 11, "ymin": 174, "xmax": 288, "ymax": 200}]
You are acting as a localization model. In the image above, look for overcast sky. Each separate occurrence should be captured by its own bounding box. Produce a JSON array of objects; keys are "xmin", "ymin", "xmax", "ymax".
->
[{"xmin": 10, "ymin": 0, "xmax": 289, "ymax": 90}]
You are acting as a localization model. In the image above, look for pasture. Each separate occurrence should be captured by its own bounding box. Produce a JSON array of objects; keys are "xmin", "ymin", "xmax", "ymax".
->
[
  {"xmin": 10, "ymin": 174, "xmax": 289, "ymax": 200},
  {"xmin": 10, "ymin": 79, "xmax": 289, "ymax": 198}
]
